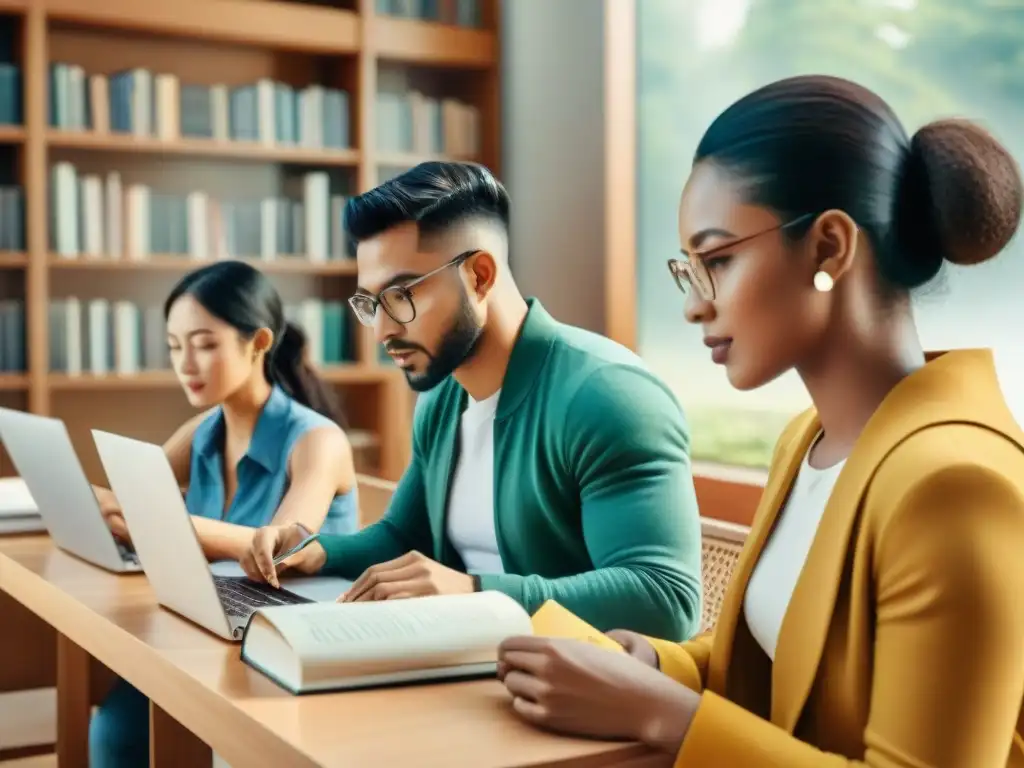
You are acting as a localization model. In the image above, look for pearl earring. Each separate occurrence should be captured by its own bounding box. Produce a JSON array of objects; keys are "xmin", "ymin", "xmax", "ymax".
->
[{"xmin": 813, "ymin": 270, "xmax": 834, "ymax": 292}]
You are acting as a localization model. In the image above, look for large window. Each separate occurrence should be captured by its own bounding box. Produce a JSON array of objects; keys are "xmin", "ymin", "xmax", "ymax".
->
[{"xmin": 636, "ymin": 0, "xmax": 1024, "ymax": 470}]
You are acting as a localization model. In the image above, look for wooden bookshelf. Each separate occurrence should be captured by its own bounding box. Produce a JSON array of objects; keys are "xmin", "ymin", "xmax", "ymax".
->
[
  {"xmin": 48, "ymin": 253, "xmax": 359, "ymax": 275},
  {"xmin": 0, "ymin": 372, "xmax": 26, "ymax": 389},
  {"xmin": 0, "ymin": 251, "xmax": 27, "ymax": 267},
  {"xmin": 373, "ymin": 16, "xmax": 496, "ymax": 66},
  {"xmin": 0, "ymin": 0, "xmax": 502, "ymax": 485},
  {"xmin": 44, "ymin": 0, "xmax": 361, "ymax": 54},
  {"xmin": 47, "ymin": 131, "xmax": 362, "ymax": 166}
]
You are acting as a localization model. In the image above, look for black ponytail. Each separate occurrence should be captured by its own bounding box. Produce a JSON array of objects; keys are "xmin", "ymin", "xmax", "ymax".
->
[
  {"xmin": 265, "ymin": 321, "xmax": 347, "ymax": 427},
  {"xmin": 165, "ymin": 261, "xmax": 348, "ymax": 428}
]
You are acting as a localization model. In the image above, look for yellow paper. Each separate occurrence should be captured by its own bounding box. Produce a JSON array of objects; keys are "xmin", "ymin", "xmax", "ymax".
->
[{"xmin": 530, "ymin": 600, "xmax": 624, "ymax": 652}]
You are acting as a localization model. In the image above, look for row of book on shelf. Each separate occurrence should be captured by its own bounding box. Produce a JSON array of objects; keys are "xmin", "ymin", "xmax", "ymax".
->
[
  {"xmin": 49, "ymin": 64, "xmax": 482, "ymax": 159},
  {"xmin": 376, "ymin": 90, "xmax": 480, "ymax": 158},
  {"xmin": 50, "ymin": 163, "xmax": 352, "ymax": 262},
  {"xmin": 48, "ymin": 297, "xmax": 355, "ymax": 376},
  {"xmin": 376, "ymin": 0, "xmax": 483, "ymax": 26},
  {"xmin": 50, "ymin": 64, "xmax": 351, "ymax": 150}
]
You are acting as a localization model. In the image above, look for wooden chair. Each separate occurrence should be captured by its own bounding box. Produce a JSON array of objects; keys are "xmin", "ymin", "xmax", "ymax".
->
[
  {"xmin": 356, "ymin": 473, "xmax": 396, "ymax": 528},
  {"xmin": 0, "ymin": 592, "xmax": 58, "ymax": 762},
  {"xmin": 698, "ymin": 518, "xmax": 748, "ymax": 633}
]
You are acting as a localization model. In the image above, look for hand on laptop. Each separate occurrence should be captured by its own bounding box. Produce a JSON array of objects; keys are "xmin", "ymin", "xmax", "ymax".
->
[
  {"xmin": 93, "ymin": 485, "xmax": 130, "ymax": 542},
  {"xmin": 338, "ymin": 551, "xmax": 474, "ymax": 602},
  {"xmin": 104, "ymin": 512, "xmax": 132, "ymax": 544},
  {"xmin": 97, "ymin": 497, "xmax": 131, "ymax": 544},
  {"xmin": 243, "ymin": 523, "xmax": 326, "ymax": 588}
]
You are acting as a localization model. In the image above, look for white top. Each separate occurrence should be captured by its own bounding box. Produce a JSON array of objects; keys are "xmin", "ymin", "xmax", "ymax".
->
[
  {"xmin": 743, "ymin": 441, "xmax": 845, "ymax": 661},
  {"xmin": 446, "ymin": 389, "xmax": 505, "ymax": 575}
]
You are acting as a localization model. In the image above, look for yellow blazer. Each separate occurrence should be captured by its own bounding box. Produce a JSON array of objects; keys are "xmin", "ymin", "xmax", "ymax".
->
[{"xmin": 649, "ymin": 349, "xmax": 1024, "ymax": 767}]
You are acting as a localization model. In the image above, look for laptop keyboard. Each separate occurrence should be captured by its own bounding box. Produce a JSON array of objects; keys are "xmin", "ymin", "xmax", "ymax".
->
[{"xmin": 213, "ymin": 575, "xmax": 309, "ymax": 618}]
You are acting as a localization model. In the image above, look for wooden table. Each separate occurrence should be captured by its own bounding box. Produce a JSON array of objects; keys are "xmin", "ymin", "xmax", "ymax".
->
[{"xmin": 0, "ymin": 535, "xmax": 667, "ymax": 767}]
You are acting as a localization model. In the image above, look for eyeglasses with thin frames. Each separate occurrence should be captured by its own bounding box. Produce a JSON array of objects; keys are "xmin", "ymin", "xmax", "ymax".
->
[
  {"xmin": 667, "ymin": 213, "xmax": 817, "ymax": 301},
  {"xmin": 348, "ymin": 250, "xmax": 479, "ymax": 327}
]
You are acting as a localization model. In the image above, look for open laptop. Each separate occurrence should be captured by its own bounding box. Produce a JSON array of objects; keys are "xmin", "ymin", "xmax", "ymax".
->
[
  {"xmin": 91, "ymin": 428, "xmax": 325, "ymax": 642},
  {"xmin": 0, "ymin": 408, "xmax": 142, "ymax": 573}
]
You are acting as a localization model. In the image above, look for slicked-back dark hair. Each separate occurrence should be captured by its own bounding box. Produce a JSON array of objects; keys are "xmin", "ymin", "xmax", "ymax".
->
[{"xmin": 344, "ymin": 161, "xmax": 510, "ymax": 246}]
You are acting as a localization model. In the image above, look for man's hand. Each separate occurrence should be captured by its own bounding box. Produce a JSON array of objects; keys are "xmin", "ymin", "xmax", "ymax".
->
[
  {"xmin": 340, "ymin": 551, "xmax": 474, "ymax": 602},
  {"xmin": 242, "ymin": 523, "xmax": 326, "ymax": 588}
]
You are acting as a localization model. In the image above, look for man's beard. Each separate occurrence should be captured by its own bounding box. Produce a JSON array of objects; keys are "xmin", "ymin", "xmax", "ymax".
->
[{"xmin": 389, "ymin": 294, "xmax": 483, "ymax": 393}]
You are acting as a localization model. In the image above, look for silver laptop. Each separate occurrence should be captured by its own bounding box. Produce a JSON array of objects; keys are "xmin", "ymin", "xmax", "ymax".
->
[
  {"xmin": 0, "ymin": 408, "xmax": 142, "ymax": 573},
  {"xmin": 91, "ymin": 428, "xmax": 318, "ymax": 642}
]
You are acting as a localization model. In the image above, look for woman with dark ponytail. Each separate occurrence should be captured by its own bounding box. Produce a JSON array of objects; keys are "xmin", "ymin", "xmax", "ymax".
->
[
  {"xmin": 89, "ymin": 260, "xmax": 359, "ymax": 767},
  {"xmin": 496, "ymin": 76, "xmax": 1024, "ymax": 766}
]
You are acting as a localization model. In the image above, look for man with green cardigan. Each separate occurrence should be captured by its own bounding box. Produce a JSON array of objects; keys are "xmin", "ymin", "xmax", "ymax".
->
[{"xmin": 246, "ymin": 162, "xmax": 703, "ymax": 642}]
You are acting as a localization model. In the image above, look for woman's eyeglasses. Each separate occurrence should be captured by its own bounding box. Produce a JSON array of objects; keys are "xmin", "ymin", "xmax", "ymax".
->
[{"xmin": 667, "ymin": 213, "xmax": 817, "ymax": 301}]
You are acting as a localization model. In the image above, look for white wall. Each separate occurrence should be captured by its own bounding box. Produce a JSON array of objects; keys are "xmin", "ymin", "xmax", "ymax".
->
[{"xmin": 501, "ymin": 0, "xmax": 608, "ymax": 334}]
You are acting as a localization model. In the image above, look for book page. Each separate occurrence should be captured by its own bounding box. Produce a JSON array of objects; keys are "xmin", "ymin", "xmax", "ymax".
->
[{"xmin": 258, "ymin": 591, "xmax": 533, "ymax": 671}]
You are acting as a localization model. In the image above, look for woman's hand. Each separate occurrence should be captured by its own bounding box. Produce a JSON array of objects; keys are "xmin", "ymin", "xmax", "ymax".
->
[
  {"xmin": 497, "ymin": 636, "xmax": 700, "ymax": 755},
  {"xmin": 606, "ymin": 629, "xmax": 660, "ymax": 669},
  {"xmin": 93, "ymin": 486, "xmax": 131, "ymax": 543},
  {"xmin": 104, "ymin": 512, "xmax": 131, "ymax": 544}
]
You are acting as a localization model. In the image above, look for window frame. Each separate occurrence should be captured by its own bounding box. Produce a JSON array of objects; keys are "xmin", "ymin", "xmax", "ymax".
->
[
  {"xmin": 606, "ymin": 0, "xmax": 762, "ymax": 527},
  {"xmin": 612, "ymin": 0, "xmax": 971, "ymax": 526}
]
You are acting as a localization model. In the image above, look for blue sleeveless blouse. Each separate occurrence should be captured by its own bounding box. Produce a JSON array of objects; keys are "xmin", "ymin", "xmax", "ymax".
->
[{"xmin": 184, "ymin": 385, "xmax": 359, "ymax": 534}]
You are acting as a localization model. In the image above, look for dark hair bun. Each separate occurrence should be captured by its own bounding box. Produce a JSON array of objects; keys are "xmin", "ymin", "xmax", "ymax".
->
[{"xmin": 900, "ymin": 118, "xmax": 1022, "ymax": 271}]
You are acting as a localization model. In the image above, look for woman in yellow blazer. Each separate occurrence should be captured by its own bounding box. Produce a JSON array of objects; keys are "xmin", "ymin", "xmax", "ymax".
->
[{"xmin": 496, "ymin": 74, "xmax": 1024, "ymax": 767}]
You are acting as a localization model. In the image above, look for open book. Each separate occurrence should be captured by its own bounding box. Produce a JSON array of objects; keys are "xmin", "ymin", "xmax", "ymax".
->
[{"xmin": 240, "ymin": 591, "xmax": 622, "ymax": 695}]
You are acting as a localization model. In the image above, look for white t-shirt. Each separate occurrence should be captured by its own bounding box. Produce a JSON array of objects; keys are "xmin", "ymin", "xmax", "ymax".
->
[
  {"xmin": 744, "ymin": 441, "xmax": 845, "ymax": 661},
  {"xmin": 445, "ymin": 389, "xmax": 504, "ymax": 575}
]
